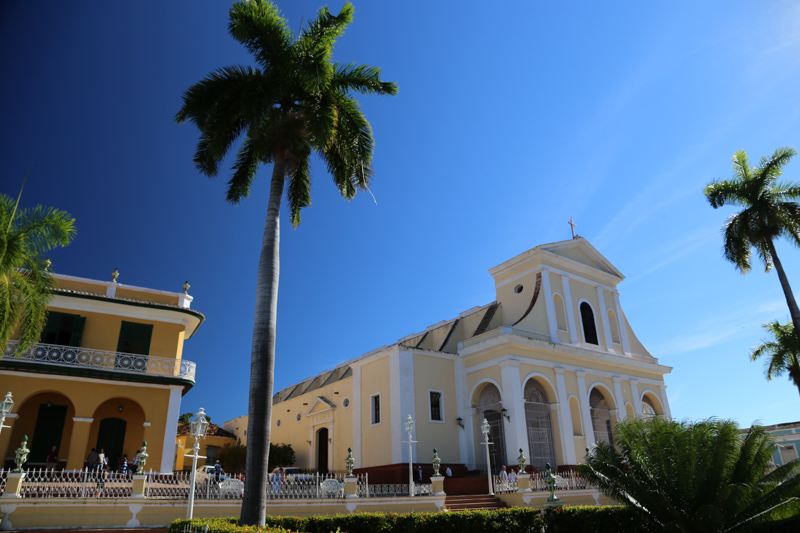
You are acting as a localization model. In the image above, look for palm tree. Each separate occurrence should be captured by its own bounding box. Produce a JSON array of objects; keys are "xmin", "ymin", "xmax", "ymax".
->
[
  {"xmin": 579, "ymin": 418, "xmax": 800, "ymax": 532},
  {"xmin": 175, "ymin": 1, "xmax": 396, "ymax": 525},
  {"xmin": 751, "ymin": 320, "xmax": 800, "ymax": 398},
  {"xmin": 0, "ymin": 190, "xmax": 76, "ymax": 354},
  {"xmin": 705, "ymin": 147, "xmax": 800, "ymax": 348}
]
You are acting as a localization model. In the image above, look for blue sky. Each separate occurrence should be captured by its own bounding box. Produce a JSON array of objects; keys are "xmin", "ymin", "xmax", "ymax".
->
[{"xmin": 2, "ymin": 1, "xmax": 799, "ymax": 428}]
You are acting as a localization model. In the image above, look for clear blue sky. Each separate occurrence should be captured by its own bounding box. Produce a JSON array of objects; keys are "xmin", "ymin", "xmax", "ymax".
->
[{"xmin": 2, "ymin": 1, "xmax": 799, "ymax": 428}]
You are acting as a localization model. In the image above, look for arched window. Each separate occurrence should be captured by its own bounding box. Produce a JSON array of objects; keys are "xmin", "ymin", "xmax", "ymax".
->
[
  {"xmin": 524, "ymin": 380, "xmax": 556, "ymax": 470},
  {"xmin": 642, "ymin": 396, "xmax": 657, "ymax": 419},
  {"xmin": 476, "ymin": 384, "xmax": 506, "ymax": 469},
  {"xmin": 590, "ymin": 388, "xmax": 613, "ymax": 446},
  {"xmin": 553, "ymin": 294, "xmax": 568, "ymax": 331},
  {"xmin": 580, "ymin": 302, "xmax": 599, "ymax": 345},
  {"xmin": 608, "ymin": 309, "xmax": 621, "ymax": 344}
]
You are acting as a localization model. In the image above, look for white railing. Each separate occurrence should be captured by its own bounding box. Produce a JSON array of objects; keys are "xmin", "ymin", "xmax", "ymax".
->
[
  {"xmin": 493, "ymin": 471, "xmax": 589, "ymax": 493},
  {"xmin": 0, "ymin": 469, "xmax": 7, "ymax": 496},
  {"xmin": 3, "ymin": 340, "xmax": 196, "ymax": 383},
  {"xmin": 20, "ymin": 468, "xmax": 133, "ymax": 498}
]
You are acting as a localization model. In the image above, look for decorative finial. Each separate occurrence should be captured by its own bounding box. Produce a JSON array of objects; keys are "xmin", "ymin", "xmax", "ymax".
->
[
  {"xmin": 112, "ymin": 268, "xmax": 119, "ymax": 282},
  {"xmin": 568, "ymin": 217, "xmax": 578, "ymax": 239},
  {"xmin": 544, "ymin": 462, "xmax": 559, "ymax": 502},
  {"xmin": 345, "ymin": 447, "xmax": 355, "ymax": 477},
  {"xmin": 431, "ymin": 448, "xmax": 441, "ymax": 476},
  {"xmin": 517, "ymin": 448, "xmax": 527, "ymax": 473},
  {"xmin": 183, "ymin": 281, "xmax": 190, "ymax": 294},
  {"xmin": 44, "ymin": 257, "xmax": 51, "ymax": 270},
  {"xmin": 136, "ymin": 441, "xmax": 148, "ymax": 474}
]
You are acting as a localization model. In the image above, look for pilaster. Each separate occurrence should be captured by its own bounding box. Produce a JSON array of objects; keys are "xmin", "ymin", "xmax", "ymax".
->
[
  {"xmin": 553, "ymin": 368, "xmax": 577, "ymax": 464},
  {"xmin": 499, "ymin": 360, "xmax": 529, "ymax": 466},
  {"xmin": 352, "ymin": 365, "xmax": 362, "ymax": 468},
  {"xmin": 630, "ymin": 380, "xmax": 642, "ymax": 417},
  {"xmin": 660, "ymin": 385, "xmax": 672, "ymax": 420},
  {"xmin": 576, "ymin": 371, "xmax": 595, "ymax": 450},
  {"xmin": 612, "ymin": 377, "xmax": 625, "ymax": 422},
  {"xmin": 560, "ymin": 275, "xmax": 578, "ymax": 344},
  {"xmin": 161, "ymin": 385, "xmax": 183, "ymax": 472},
  {"xmin": 390, "ymin": 350, "xmax": 416, "ymax": 464},
  {"xmin": 67, "ymin": 417, "xmax": 93, "ymax": 469},
  {"xmin": 454, "ymin": 357, "xmax": 473, "ymax": 466},
  {"xmin": 541, "ymin": 268, "xmax": 559, "ymax": 343},
  {"xmin": 613, "ymin": 291, "xmax": 630, "ymax": 355},
  {"xmin": 597, "ymin": 288, "xmax": 613, "ymax": 352}
]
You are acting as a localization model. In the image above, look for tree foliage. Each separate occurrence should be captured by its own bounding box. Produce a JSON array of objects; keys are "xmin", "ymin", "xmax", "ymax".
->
[
  {"xmin": 751, "ymin": 320, "xmax": 800, "ymax": 397},
  {"xmin": 0, "ymin": 189, "xmax": 75, "ymax": 353},
  {"xmin": 267, "ymin": 443, "xmax": 294, "ymax": 471},
  {"xmin": 220, "ymin": 441, "xmax": 247, "ymax": 473},
  {"xmin": 579, "ymin": 417, "xmax": 800, "ymax": 532}
]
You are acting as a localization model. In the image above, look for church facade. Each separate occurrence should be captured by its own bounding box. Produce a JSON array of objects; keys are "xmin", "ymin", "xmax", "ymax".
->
[{"xmin": 224, "ymin": 238, "xmax": 672, "ymax": 474}]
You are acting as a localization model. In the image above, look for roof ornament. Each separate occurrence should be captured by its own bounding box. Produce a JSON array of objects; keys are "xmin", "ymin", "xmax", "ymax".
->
[
  {"xmin": 183, "ymin": 281, "xmax": 190, "ymax": 294},
  {"xmin": 568, "ymin": 217, "xmax": 579, "ymax": 239},
  {"xmin": 112, "ymin": 268, "xmax": 119, "ymax": 283}
]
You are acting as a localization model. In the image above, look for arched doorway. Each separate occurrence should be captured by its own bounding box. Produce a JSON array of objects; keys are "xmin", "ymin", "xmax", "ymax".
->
[
  {"xmin": 475, "ymin": 384, "xmax": 506, "ymax": 470},
  {"xmin": 316, "ymin": 427, "xmax": 329, "ymax": 473},
  {"xmin": 96, "ymin": 418, "xmax": 127, "ymax": 471},
  {"xmin": 523, "ymin": 379, "xmax": 556, "ymax": 471},
  {"xmin": 590, "ymin": 388, "xmax": 614, "ymax": 447},
  {"xmin": 7, "ymin": 392, "xmax": 75, "ymax": 467}
]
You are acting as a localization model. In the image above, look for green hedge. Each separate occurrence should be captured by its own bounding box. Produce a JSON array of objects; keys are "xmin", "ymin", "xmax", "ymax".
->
[
  {"xmin": 542, "ymin": 505, "xmax": 653, "ymax": 533},
  {"xmin": 170, "ymin": 508, "xmax": 543, "ymax": 533}
]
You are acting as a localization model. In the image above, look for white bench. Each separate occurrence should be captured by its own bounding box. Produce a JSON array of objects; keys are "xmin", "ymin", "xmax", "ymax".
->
[{"xmin": 319, "ymin": 478, "xmax": 344, "ymax": 498}]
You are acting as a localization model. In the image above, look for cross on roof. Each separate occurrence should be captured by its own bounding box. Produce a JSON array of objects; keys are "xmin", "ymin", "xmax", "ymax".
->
[{"xmin": 568, "ymin": 217, "xmax": 577, "ymax": 239}]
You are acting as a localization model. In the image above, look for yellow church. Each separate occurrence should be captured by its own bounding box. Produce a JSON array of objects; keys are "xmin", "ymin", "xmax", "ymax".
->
[
  {"xmin": 223, "ymin": 238, "xmax": 672, "ymax": 478},
  {"xmin": 0, "ymin": 272, "xmax": 203, "ymax": 473}
]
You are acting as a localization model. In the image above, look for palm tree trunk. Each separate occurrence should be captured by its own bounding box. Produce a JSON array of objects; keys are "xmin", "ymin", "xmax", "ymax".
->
[
  {"xmin": 766, "ymin": 239, "xmax": 800, "ymax": 350},
  {"xmin": 240, "ymin": 157, "xmax": 285, "ymax": 526}
]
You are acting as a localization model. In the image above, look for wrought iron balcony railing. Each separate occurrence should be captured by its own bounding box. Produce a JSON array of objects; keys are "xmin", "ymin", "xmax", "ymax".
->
[{"xmin": 2, "ymin": 340, "xmax": 196, "ymax": 383}]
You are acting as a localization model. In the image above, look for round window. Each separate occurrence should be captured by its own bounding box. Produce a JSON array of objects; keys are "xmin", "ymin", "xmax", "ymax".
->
[
  {"xmin": 296, "ymin": 413, "xmax": 302, "ymax": 422},
  {"xmin": 275, "ymin": 420, "xmax": 280, "ymax": 428},
  {"xmin": 514, "ymin": 284, "xmax": 523, "ymax": 294},
  {"xmin": 342, "ymin": 397, "xmax": 351, "ymax": 409}
]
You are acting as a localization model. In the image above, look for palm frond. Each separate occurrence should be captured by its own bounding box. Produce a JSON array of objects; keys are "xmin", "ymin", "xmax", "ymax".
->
[
  {"xmin": 228, "ymin": 0, "xmax": 293, "ymax": 71},
  {"xmin": 722, "ymin": 213, "xmax": 753, "ymax": 273},
  {"xmin": 332, "ymin": 63, "xmax": 399, "ymax": 96},
  {"xmin": 285, "ymin": 146, "xmax": 312, "ymax": 228}
]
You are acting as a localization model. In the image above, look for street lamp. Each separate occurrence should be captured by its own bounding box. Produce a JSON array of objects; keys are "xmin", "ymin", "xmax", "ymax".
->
[
  {"xmin": 186, "ymin": 407, "xmax": 209, "ymax": 519},
  {"xmin": 403, "ymin": 414, "xmax": 416, "ymax": 496},
  {"xmin": 0, "ymin": 392, "xmax": 14, "ymax": 436},
  {"xmin": 480, "ymin": 418, "xmax": 494, "ymax": 495}
]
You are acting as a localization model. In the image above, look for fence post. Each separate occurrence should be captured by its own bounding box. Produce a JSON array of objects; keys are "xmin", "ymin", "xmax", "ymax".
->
[
  {"xmin": 0, "ymin": 471, "xmax": 25, "ymax": 499},
  {"xmin": 81, "ymin": 468, "xmax": 87, "ymax": 498},
  {"xmin": 316, "ymin": 473, "xmax": 319, "ymax": 499},
  {"xmin": 366, "ymin": 473, "xmax": 369, "ymax": 498}
]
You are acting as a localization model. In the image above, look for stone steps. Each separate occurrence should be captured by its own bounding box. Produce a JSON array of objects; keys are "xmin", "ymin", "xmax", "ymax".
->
[{"xmin": 444, "ymin": 494, "xmax": 508, "ymax": 511}]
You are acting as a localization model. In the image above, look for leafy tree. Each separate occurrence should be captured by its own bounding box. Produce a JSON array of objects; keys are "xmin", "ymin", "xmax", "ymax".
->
[
  {"xmin": 220, "ymin": 441, "xmax": 247, "ymax": 474},
  {"xmin": 176, "ymin": 0, "xmax": 396, "ymax": 525},
  {"xmin": 579, "ymin": 417, "xmax": 800, "ymax": 532},
  {"xmin": 705, "ymin": 147, "xmax": 800, "ymax": 347},
  {"xmin": 751, "ymin": 320, "xmax": 800, "ymax": 398},
  {"xmin": 179, "ymin": 412, "xmax": 212, "ymax": 424},
  {"xmin": 0, "ymin": 187, "xmax": 76, "ymax": 354},
  {"xmin": 267, "ymin": 442, "xmax": 295, "ymax": 471}
]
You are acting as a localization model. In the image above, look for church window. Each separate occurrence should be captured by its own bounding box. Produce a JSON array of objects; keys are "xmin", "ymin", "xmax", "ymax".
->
[
  {"xmin": 276, "ymin": 419, "xmax": 281, "ymax": 428},
  {"xmin": 371, "ymin": 393, "xmax": 381, "ymax": 425},
  {"xmin": 642, "ymin": 396, "xmax": 657, "ymax": 419},
  {"xmin": 296, "ymin": 413, "xmax": 301, "ymax": 422},
  {"xmin": 429, "ymin": 390, "xmax": 444, "ymax": 422},
  {"xmin": 342, "ymin": 397, "xmax": 350, "ymax": 409},
  {"xmin": 580, "ymin": 302, "xmax": 599, "ymax": 345},
  {"xmin": 608, "ymin": 310, "xmax": 621, "ymax": 344},
  {"xmin": 590, "ymin": 388, "xmax": 614, "ymax": 446},
  {"xmin": 514, "ymin": 284, "xmax": 524, "ymax": 294},
  {"xmin": 523, "ymin": 379, "xmax": 556, "ymax": 470},
  {"xmin": 553, "ymin": 294, "xmax": 567, "ymax": 331}
]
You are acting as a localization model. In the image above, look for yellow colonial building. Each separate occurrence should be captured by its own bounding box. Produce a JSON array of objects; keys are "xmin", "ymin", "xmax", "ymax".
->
[
  {"xmin": 0, "ymin": 273, "xmax": 203, "ymax": 472},
  {"xmin": 224, "ymin": 238, "xmax": 672, "ymax": 476}
]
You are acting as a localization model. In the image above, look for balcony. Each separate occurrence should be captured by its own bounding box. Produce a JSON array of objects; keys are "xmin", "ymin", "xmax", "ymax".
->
[{"xmin": 2, "ymin": 340, "xmax": 196, "ymax": 383}]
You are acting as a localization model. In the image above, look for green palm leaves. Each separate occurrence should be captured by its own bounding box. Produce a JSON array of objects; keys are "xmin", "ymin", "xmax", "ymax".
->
[
  {"xmin": 176, "ymin": 0, "xmax": 397, "ymax": 227},
  {"xmin": 0, "ymin": 191, "xmax": 75, "ymax": 354},
  {"xmin": 751, "ymin": 321, "xmax": 800, "ymax": 397},
  {"xmin": 579, "ymin": 418, "xmax": 800, "ymax": 532}
]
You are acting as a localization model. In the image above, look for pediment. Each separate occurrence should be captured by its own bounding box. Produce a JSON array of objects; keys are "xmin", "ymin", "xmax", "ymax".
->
[
  {"xmin": 540, "ymin": 238, "xmax": 623, "ymax": 279},
  {"xmin": 304, "ymin": 396, "xmax": 335, "ymax": 416}
]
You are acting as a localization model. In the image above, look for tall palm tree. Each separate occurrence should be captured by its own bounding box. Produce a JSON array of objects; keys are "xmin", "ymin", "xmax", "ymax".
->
[
  {"xmin": 751, "ymin": 320, "xmax": 800, "ymax": 398},
  {"xmin": 705, "ymin": 147, "xmax": 800, "ymax": 348},
  {"xmin": 0, "ymin": 190, "xmax": 76, "ymax": 354},
  {"xmin": 579, "ymin": 418, "xmax": 800, "ymax": 532},
  {"xmin": 175, "ymin": 1, "xmax": 396, "ymax": 525}
]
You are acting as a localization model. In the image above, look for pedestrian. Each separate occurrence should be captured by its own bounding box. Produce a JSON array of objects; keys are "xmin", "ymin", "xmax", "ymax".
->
[
  {"xmin": 87, "ymin": 448, "xmax": 99, "ymax": 473},
  {"xmin": 416, "ymin": 465, "xmax": 423, "ymax": 483},
  {"xmin": 46, "ymin": 445, "xmax": 58, "ymax": 469},
  {"xmin": 97, "ymin": 448, "xmax": 106, "ymax": 473},
  {"xmin": 214, "ymin": 460, "xmax": 222, "ymax": 483},
  {"xmin": 121, "ymin": 454, "xmax": 128, "ymax": 477},
  {"xmin": 132, "ymin": 450, "xmax": 139, "ymax": 474},
  {"xmin": 509, "ymin": 467, "xmax": 517, "ymax": 484}
]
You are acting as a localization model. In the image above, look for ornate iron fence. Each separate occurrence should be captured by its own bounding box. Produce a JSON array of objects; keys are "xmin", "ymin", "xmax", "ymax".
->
[
  {"xmin": 19, "ymin": 468, "xmax": 132, "ymax": 498},
  {"xmin": 3, "ymin": 340, "xmax": 196, "ymax": 382},
  {"xmin": 493, "ymin": 471, "xmax": 589, "ymax": 493}
]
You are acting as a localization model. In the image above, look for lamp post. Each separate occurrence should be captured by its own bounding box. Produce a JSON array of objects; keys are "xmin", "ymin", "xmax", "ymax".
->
[
  {"xmin": 186, "ymin": 407, "xmax": 209, "ymax": 520},
  {"xmin": 403, "ymin": 415, "xmax": 416, "ymax": 496},
  {"xmin": 0, "ymin": 392, "xmax": 14, "ymax": 436},
  {"xmin": 480, "ymin": 418, "xmax": 494, "ymax": 495}
]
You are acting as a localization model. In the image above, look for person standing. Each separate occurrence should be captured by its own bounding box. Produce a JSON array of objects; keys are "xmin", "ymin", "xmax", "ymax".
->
[
  {"xmin": 121, "ymin": 454, "xmax": 128, "ymax": 478},
  {"xmin": 46, "ymin": 445, "xmax": 58, "ymax": 469},
  {"xmin": 87, "ymin": 448, "xmax": 99, "ymax": 473},
  {"xmin": 416, "ymin": 465, "xmax": 423, "ymax": 483},
  {"xmin": 97, "ymin": 449, "xmax": 106, "ymax": 474},
  {"xmin": 214, "ymin": 460, "xmax": 222, "ymax": 483}
]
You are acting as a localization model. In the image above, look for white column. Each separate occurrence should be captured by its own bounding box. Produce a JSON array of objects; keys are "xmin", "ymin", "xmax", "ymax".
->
[
  {"xmin": 541, "ymin": 268, "xmax": 559, "ymax": 343},
  {"xmin": 576, "ymin": 371, "xmax": 595, "ymax": 449},
  {"xmin": 308, "ymin": 427, "xmax": 315, "ymax": 469},
  {"xmin": 455, "ymin": 357, "xmax": 473, "ymax": 466},
  {"xmin": 352, "ymin": 365, "xmax": 362, "ymax": 468},
  {"xmin": 499, "ymin": 360, "xmax": 528, "ymax": 467},
  {"xmin": 561, "ymin": 275, "xmax": 578, "ymax": 344},
  {"xmin": 597, "ymin": 288, "xmax": 613, "ymax": 352},
  {"xmin": 630, "ymin": 379, "xmax": 642, "ymax": 417},
  {"xmin": 612, "ymin": 377, "xmax": 626, "ymax": 422},
  {"xmin": 613, "ymin": 291, "xmax": 630, "ymax": 355},
  {"xmin": 660, "ymin": 384, "xmax": 672, "ymax": 420},
  {"xmin": 553, "ymin": 368, "xmax": 577, "ymax": 464},
  {"xmin": 390, "ymin": 350, "xmax": 416, "ymax": 464},
  {"xmin": 161, "ymin": 385, "xmax": 183, "ymax": 472}
]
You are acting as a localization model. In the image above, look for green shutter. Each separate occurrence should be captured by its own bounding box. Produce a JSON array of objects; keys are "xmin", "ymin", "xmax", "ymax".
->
[
  {"xmin": 117, "ymin": 322, "xmax": 153, "ymax": 355},
  {"xmin": 69, "ymin": 316, "xmax": 86, "ymax": 348}
]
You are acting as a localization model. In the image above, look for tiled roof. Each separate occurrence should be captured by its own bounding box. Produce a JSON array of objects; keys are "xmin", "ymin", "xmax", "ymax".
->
[
  {"xmin": 53, "ymin": 287, "xmax": 206, "ymax": 320},
  {"xmin": 176, "ymin": 421, "xmax": 236, "ymax": 439}
]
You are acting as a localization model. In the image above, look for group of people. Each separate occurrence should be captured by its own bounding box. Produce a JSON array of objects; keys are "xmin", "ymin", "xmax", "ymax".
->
[
  {"xmin": 86, "ymin": 448, "xmax": 140, "ymax": 477},
  {"xmin": 497, "ymin": 465, "xmax": 525, "ymax": 484}
]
